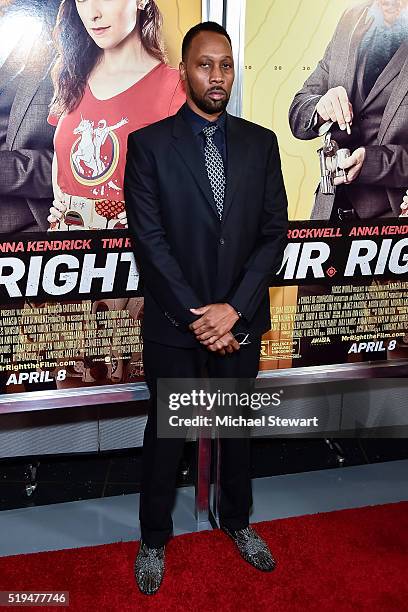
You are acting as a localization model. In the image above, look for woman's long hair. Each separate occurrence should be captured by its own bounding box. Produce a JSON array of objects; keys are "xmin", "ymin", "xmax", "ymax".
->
[{"xmin": 50, "ymin": 0, "xmax": 165, "ymax": 116}]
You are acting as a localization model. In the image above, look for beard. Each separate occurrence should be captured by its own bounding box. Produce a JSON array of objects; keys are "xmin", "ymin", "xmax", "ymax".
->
[{"xmin": 187, "ymin": 79, "xmax": 230, "ymax": 115}]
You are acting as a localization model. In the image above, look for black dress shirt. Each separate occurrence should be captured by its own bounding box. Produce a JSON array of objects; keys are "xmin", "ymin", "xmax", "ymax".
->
[
  {"xmin": 360, "ymin": 12, "xmax": 408, "ymax": 97},
  {"xmin": 182, "ymin": 102, "xmax": 227, "ymax": 166}
]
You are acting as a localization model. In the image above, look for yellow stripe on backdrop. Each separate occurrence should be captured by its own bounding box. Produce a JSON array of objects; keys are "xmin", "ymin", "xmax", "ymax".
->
[
  {"xmin": 243, "ymin": 0, "xmax": 357, "ymax": 370},
  {"xmin": 157, "ymin": 0, "xmax": 202, "ymax": 67}
]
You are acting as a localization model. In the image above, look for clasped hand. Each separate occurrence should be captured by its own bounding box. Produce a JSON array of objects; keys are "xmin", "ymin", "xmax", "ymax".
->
[{"xmin": 189, "ymin": 303, "xmax": 240, "ymax": 356}]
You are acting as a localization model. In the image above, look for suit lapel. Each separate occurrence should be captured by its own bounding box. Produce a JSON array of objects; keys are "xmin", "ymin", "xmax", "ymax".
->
[
  {"xmin": 334, "ymin": 6, "xmax": 373, "ymax": 99},
  {"xmin": 361, "ymin": 39, "xmax": 408, "ymax": 112},
  {"xmin": 0, "ymin": 35, "xmax": 27, "ymax": 92},
  {"xmin": 221, "ymin": 114, "xmax": 249, "ymax": 225},
  {"xmin": 377, "ymin": 41, "xmax": 408, "ymax": 142},
  {"xmin": 7, "ymin": 37, "xmax": 54, "ymax": 149},
  {"xmin": 171, "ymin": 109, "xmax": 220, "ymax": 219}
]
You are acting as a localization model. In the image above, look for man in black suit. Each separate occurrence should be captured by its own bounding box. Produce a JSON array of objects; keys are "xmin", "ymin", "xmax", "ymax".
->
[{"xmin": 124, "ymin": 21, "xmax": 288, "ymax": 595}]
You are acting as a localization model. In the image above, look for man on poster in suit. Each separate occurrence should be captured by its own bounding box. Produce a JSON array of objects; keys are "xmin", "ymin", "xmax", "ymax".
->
[
  {"xmin": 0, "ymin": 0, "xmax": 56, "ymax": 232},
  {"xmin": 289, "ymin": 0, "xmax": 408, "ymax": 221},
  {"xmin": 124, "ymin": 21, "xmax": 288, "ymax": 595}
]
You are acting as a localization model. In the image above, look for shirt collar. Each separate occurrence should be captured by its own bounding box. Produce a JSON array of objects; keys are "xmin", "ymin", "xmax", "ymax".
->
[
  {"xmin": 182, "ymin": 102, "xmax": 227, "ymax": 137},
  {"xmin": 367, "ymin": 3, "xmax": 408, "ymax": 32}
]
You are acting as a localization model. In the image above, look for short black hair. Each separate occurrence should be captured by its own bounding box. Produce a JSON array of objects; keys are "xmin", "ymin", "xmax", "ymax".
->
[{"xmin": 182, "ymin": 21, "xmax": 232, "ymax": 61}]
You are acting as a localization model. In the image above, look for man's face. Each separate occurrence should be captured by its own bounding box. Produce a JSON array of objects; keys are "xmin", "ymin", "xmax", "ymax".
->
[
  {"xmin": 180, "ymin": 31, "xmax": 234, "ymax": 117},
  {"xmin": 379, "ymin": 0, "xmax": 404, "ymax": 26}
]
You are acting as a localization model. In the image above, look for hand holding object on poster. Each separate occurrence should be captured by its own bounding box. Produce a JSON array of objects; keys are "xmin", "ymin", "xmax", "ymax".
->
[
  {"xmin": 47, "ymin": 176, "xmax": 129, "ymax": 230},
  {"xmin": 315, "ymin": 86, "xmax": 353, "ymax": 133},
  {"xmin": 189, "ymin": 303, "xmax": 240, "ymax": 348},
  {"xmin": 318, "ymin": 132, "xmax": 350, "ymax": 194},
  {"xmin": 400, "ymin": 190, "xmax": 408, "ymax": 216},
  {"xmin": 289, "ymin": 0, "xmax": 408, "ymax": 220},
  {"xmin": 47, "ymin": 183, "xmax": 66, "ymax": 227},
  {"xmin": 47, "ymin": 195, "xmax": 128, "ymax": 229},
  {"xmin": 334, "ymin": 147, "xmax": 366, "ymax": 185}
]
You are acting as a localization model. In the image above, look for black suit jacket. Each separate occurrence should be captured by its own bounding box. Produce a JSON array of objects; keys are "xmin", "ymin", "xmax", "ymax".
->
[{"xmin": 124, "ymin": 105, "xmax": 288, "ymax": 348}]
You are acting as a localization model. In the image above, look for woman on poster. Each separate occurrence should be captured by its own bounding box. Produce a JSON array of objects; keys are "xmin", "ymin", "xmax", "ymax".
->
[
  {"xmin": 47, "ymin": 0, "xmax": 185, "ymax": 384},
  {"xmin": 48, "ymin": 0, "xmax": 184, "ymax": 228}
]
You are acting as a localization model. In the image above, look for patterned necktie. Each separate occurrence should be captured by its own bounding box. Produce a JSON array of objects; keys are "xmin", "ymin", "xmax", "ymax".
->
[{"xmin": 202, "ymin": 124, "xmax": 225, "ymax": 220}]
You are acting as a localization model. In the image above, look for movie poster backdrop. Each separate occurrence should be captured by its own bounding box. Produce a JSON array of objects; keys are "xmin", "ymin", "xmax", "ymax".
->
[
  {"xmin": 0, "ymin": 0, "xmax": 201, "ymax": 397},
  {"xmin": 243, "ymin": 0, "xmax": 408, "ymax": 371},
  {"xmin": 2, "ymin": 0, "xmax": 408, "ymax": 402}
]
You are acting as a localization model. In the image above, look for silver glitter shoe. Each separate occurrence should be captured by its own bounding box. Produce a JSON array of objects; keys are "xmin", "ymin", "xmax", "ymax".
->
[
  {"xmin": 134, "ymin": 540, "xmax": 165, "ymax": 595},
  {"xmin": 221, "ymin": 525, "xmax": 276, "ymax": 571}
]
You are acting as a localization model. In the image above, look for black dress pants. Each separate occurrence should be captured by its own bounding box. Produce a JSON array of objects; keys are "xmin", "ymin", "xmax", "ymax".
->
[{"xmin": 140, "ymin": 337, "xmax": 261, "ymax": 547}]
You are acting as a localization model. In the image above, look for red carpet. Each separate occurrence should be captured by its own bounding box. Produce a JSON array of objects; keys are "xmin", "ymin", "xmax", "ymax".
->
[{"xmin": 0, "ymin": 502, "xmax": 407, "ymax": 611}]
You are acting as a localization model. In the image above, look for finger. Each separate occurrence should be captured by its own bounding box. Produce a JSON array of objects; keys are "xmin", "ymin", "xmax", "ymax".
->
[
  {"xmin": 201, "ymin": 335, "xmax": 218, "ymax": 345},
  {"xmin": 208, "ymin": 339, "xmax": 223, "ymax": 351},
  {"xmin": 190, "ymin": 317, "xmax": 208, "ymax": 331},
  {"xmin": 321, "ymin": 98, "xmax": 337, "ymax": 123},
  {"xmin": 53, "ymin": 201, "xmax": 67, "ymax": 213},
  {"xmin": 49, "ymin": 206, "xmax": 63, "ymax": 219},
  {"xmin": 338, "ymin": 151, "xmax": 358, "ymax": 170},
  {"xmin": 190, "ymin": 309, "xmax": 207, "ymax": 320},
  {"xmin": 217, "ymin": 339, "xmax": 228, "ymax": 350},
  {"xmin": 198, "ymin": 326, "xmax": 225, "ymax": 341},
  {"xmin": 227, "ymin": 338, "xmax": 241, "ymax": 352},
  {"xmin": 218, "ymin": 348, "xmax": 226, "ymax": 356},
  {"xmin": 197, "ymin": 328, "xmax": 217, "ymax": 340},
  {"xmin": 333, "ymin": 175, "xmax": 346, "ymax": 186},
  {"xmin": 207, "ymin": 342, "xmax": 219, "ymax": 352},
  {"xmin": 346, "ymin": 163, "xmax": 362, "ymax": 183},
  {"xmin": 401, "ymin": 199, "xmax": 408, "ymax": 208},
  {"xmin": 316, "ymin": 99, "xmax": 330, "ymax": 122},
  {"xmin": 225, "ymin": 344, "xmax": 234, "ymax": 354},
  {"xmin": 329, "ymin": 94, "xmax": 347, "ymax": 129},
  {"xmin": 193, "ymin": 322, "xmax": 215, "ymax": 336},
  {"xmin": 190, "ymin": 319, "xmax": 213, "ymax": 332},
  {"xmin": 47, "ymin": 214, "xmax": 57, "ymax": 224},
  {"xmin": 190, "ymin": 306, "xmax": 211, "ymax": 315},
  {"xmin": 336, "ymin": 87, "xmax": 352, "ymax": 124}
]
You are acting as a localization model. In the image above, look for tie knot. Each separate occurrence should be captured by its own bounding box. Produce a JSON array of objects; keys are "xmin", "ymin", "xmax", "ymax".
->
[{"xmin": 202, "ymin": 124, "xmax": 218, "ymax": 139}]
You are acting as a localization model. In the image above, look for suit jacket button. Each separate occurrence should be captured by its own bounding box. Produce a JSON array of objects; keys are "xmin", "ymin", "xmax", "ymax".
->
[{"xmin": 219, "ymin": 237, "xmax": 225, "ymax": 245}]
